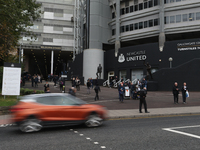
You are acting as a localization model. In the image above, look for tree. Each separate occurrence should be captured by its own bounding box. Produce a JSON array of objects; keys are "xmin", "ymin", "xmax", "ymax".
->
[{"xmin": 0, "ymin": 0, "xmax": 42, "ymax": 63}]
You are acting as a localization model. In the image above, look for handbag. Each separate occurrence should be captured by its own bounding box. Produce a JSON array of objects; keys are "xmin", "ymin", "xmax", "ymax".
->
[{"xmin": 186, "ymin": 91, "xmax": 189, "ymax": 98}]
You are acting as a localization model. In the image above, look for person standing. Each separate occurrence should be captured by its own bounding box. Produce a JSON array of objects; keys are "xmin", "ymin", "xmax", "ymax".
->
[
  {"xmin": 31, "ymin": 75, "xmax": 35, "ymax": 87},
  {"xmin": 139, "ymin": 87, "xmax": 149, "ymax": 113},
  {"xmin": 90, "ymin": 78, "xmax": 93, "ymax": 89},
  {"xmin": 172, "ymin": 82, "xmax": 179, "ymax": 104},
  {"xmin": 141, "ymin": 78, "xmax": 147, "ymax": 89},
  {"xmin": 119, "ymin": 82, "xmax": 125, "ymax": 103},
  {"xmin": 35, "ymin": 75, "xmax": 38, "ymax": 87},
  {"xmin": 76, "ymin": 77, "xmax": 80, "ymax": 91},
  {"xmin": 87, "ymin": 79, "xmax": 91, "ymax": 94},
  {"xmin": 44, "ymin": 82, "xmax": 49, "ymax": 92},
  {"xmin": 181, "ymin": 82, "xmax": 188, "ymax": 104},
  {"xmin": 72, "ymin": 77, "xmax": 76, "ymax": 87},
  {"xmin": 94, "ymin": 84, "xmax": 101, "ymax": 100}
]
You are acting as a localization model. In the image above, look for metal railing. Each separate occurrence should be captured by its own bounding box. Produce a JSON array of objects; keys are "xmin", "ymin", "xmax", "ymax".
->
[{"xmin": 103, "ymin": 80, "xmax": 109, "ymax": 87}]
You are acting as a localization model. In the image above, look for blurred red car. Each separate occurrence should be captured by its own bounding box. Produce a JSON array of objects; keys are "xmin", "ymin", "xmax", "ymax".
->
[{"xmin": 10, "ymin": 93, "xmax": 108, "ymax": 132}]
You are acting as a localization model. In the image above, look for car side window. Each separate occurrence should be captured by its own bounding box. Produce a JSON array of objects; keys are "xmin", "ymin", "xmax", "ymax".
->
[
  {"xmin": 36, "ymin": 97, "xmax": 55, "ymax": 105},
  {"xmin": 55, "ymin": 96, "xmax": 78, "ymax": 106}
]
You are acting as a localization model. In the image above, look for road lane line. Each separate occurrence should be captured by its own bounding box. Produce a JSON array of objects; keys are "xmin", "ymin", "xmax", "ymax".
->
[{"xmin": 163, "ymin": 128, "xmax": 200, "ymax": 139}]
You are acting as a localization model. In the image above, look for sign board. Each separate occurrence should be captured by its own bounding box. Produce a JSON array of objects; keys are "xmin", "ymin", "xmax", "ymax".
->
[
  {"xmin": 40, "ymin": 45, "xmax": 61, "ymax": 50},
  {"xmin": 2, "ymin": 63, "xmax": 21, "ymax": 96},
  {"xmin": 61, "ymin": 75, "xmax": 67, "ymax": 78}
]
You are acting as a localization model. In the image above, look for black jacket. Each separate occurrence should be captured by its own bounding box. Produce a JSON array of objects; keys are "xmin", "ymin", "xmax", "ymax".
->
[
  {"xmin": 172, "ymin": 85, "xmax": 179, "ymax": 95},
  {"xmin": 140, "ymin": 89, "xmax": 147, "ymax": 99},
  {"xmin": 181, "ymin": 86, "xmax": 188, "ymax": 94}
]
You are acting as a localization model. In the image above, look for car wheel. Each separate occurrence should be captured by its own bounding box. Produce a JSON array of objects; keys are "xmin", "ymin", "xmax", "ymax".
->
[
  {"xmin": 19, "ymin": 118, "xmax": 42, "ymax": 133},
  {"xmin": 85, "ymin": 113, "xmax": 103, "ymax": 127}
]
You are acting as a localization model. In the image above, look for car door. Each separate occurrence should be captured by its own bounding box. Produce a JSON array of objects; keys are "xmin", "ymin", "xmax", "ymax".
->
[
  {"xmin": 54, "ymin": 96, "xmax": 86, "ymax": 122},
  {"xmin": 36, "ymin": 96, "xmax": 63, "ymax": 121}
]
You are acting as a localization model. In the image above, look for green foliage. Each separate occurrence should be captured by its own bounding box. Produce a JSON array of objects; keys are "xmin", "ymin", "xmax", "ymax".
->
[
  {"xmin": 0, "ymin": 96, "xmax": 19, "ymax": 107},
  {"xmin": 0, "ymin": 0, "xmax": 42, "ymax": 61},
  {"xmin": 20, "ymin": 88, "xmax": 44, "ymax": 95}
]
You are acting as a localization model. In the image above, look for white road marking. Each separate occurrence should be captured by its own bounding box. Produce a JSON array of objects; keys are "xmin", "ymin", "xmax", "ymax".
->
[
  {"xmin": 79, "ymin": 134, "xmax": 84, "ymax": 136},
  {"xmin": 94, "ymin": 142, "xmax": 99, "ymax": 144},
  {"xmin": 101, "ymin": 146, "xmax": 106, "ymax": 149},
  {"xmin": 74, "ymin": 131, "xmax": 78, "ymax": 133},
  {"xmin": 70, "ymin": 129, "xmax": 73, "ymax": 131},
  {"xmin": 163, "ymin": 125, "xmax": 200, "ymax": 139},
  {"xmin": 86, "ymin": 137, "xmax": 91, "ymax": 140}
]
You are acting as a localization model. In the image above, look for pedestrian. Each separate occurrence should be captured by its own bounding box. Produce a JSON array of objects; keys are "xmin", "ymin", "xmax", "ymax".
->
[
  {"xmin": 139, "ymin": 87, "xmax": 149, "ymax": 113},
  {"xmin": 31, "ymin": 75, "xmax": 35, "ymax": 87},
  {"xmin": 38, "ymin": 75, "xmax": 41, "ymax": 83},
  {"xmin": 53, "ymin": 75, "xmax": 57, "ymax": 86},
  {"xmin": 59, "ymin": 77, "xmax": 63, "ymax": 91},
  {"xmin": 34, "ymin": 75, "xmax": 38, "ymax": 87},
  {"xmin": 172, "ymin": 82, "xmax": 179, "ymax": 104},
  {"xmin": 181, "ymin": 82, "xmax": 188, "ymax": 104},
  {"xmin": 22, "ymin": 76, "xmax": 26, "ymax": 86},
  {"xmin": 141, "ymin": 78, "xmax": 147, "ymax": 89},
  {"xmin": 76, "ymin": 77, "xmax": 80, "ymax": 91},
  {"xmin": 44, "ymin": 81, "xmax": 49, "ymax": 92},
  {"xmin": 72, "ymin": 77, "xmax": 76, "ymax": 87},
  {"xmin": 94, "ymin": 84, "xmax": 101, "ymax": 100},
  {"xmin": 69, "ymin": 87, "xmax": 76, "ymax": 96},
  {"xmin": 119, "ymin": 82, "xmax": 125, "ymax": 103},
  {"xmin": 87, "ymin": 79, "xmax": 91, "ymax": 94},
  {"xmin": 90, "ymin": 78, "xmax": 93, "ymax": 89}
]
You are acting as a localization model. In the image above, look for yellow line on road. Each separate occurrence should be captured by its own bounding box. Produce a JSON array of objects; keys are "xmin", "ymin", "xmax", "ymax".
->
[{"xmin": 109, "ymin": 113, "xmax": 200, "ymax": 120}]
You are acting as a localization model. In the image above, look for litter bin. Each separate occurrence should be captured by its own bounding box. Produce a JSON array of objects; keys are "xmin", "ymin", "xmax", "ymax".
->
[{"xmin": 124, "ymin": 86, "xmax": 130, "ymax": 98}]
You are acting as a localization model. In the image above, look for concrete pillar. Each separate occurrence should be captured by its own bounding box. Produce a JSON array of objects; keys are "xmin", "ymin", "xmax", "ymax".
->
[
  {"xmin": 51, "ymin": 50, "xmax": 54, "ymax": 75},
  {"xmin": 159, "ymin": 0, "xmax": 165, "ymax": 52},
  {"xmin": 115, "ymin": 0, "xmax": 121, "ymax": 57},
  {"xmin": 83, "ymin": 49, "xmax": 104, "ymax": 83}
]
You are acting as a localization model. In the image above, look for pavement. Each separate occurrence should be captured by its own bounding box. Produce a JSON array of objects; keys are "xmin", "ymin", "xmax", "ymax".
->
[{"xmin": 1, "ymin": 80, "xmax": 200, "ymax": 124}]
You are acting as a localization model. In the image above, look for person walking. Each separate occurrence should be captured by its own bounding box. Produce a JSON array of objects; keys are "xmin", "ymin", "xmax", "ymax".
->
[
  {"xmin": 76, "ymin": 77, "xmax": 80, "ymax": 91},
  {"xmin": 172, "ymin": 82, "xmax": 180, "ymax": 104},
  {"xmin": 34, "ymin": 75, "xmax": 38, "ymax": 87},
  {"xmin": 139, "ymin": 87, "xmax": 149, "ymax": 113},
  {"xmin": 94, "ymin": 84, "xmax": 101, "ymax": 101},
  {"xmin": 181, "ymin": 82, "xmax": 188, "ymax": 104},
  {"xmin": 87, "ymin": 79, "xmax": 91, "ymax": 94},
  {"xmin": 119, "ymin": 82, "xmax": 125, "ymax": 103},
  {"xmin": 141, "ymin": 78, "xmax": 147, "ymax": 89},
  {"xmin": 44, "ymin": 82, "xmax": 49, "ymax": 92},
  {"xmin": 31, "ymin": 75, "xmax": 35, "ymax": 87}
]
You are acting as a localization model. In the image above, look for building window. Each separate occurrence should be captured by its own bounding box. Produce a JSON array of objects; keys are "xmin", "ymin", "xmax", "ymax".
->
[
  {"xmin": 112, "ymin": 12, "xmax": 115, "ymax": 19},
  {"xmin": 164, "ymin": 0, "xmax": 169, "ymax": 3},
  {"xmin": 182, "ymin": 14, "xmax": 188, "ymax": 22},
  {"xmin": 121, "ymin": 26, "xmax": 125, "ymax": 33},
  {"xmin": 144, "ymin": 2, "xmax": 148, "ymax": 9},
  {"xmin": 154, "ymin": 0, "xmax": 158, "ymax": 6},
  {"xmin": 148, "ymin": 0, "xmax": 153, "ymax": 8},
  {"xmin": 170, "ymin": 0, "xmax": 175, "ymax": 2},
  {"xmin": 139, "ymin": 22, "xmax": 143, "ymax": 29},
  {"xmin": 134, "ymin": 5, "xmax": 138, "ymax": 11},
  {"xmin": 196, "ymin": 12, "xmax": 200, "ymax": 20},
  {"xmin": 126, "ymin": 25, "xmax": 129, "ymax": 32},
  {"xmin": 43, "ymin": 38, "xmax": 53, "ymax": 42},
  {"xmin": 126, "ymin": 7, "xmax": 129, "ymax": 14},
  {"xmin": 125, "ymin": 1, "xmax": 129, "ymax": 7},
  {"xmin": 144, "ymin": 21, "xmax": 148, "ymax": 28},
  {"xmin": 130, "ymin": 24, "xmax": 134, "ymax": 31},
  {"xmin": 149, "ymin": 20, "xmax": 153, "ymax": 27},
  {"xmin": 170, "ymin": 16, "xmax": 175, "ymax": 23},
  {"xmin": 189, "ymin": 13, "xmax": 195, "ymax": 21},
  {"xmin": 121, "ymin": 8, "xmax": 125, "ymax": 15},
  {"xmin": 176, "ymin": 0, "xmax": 181, "ymax": 2},
  {"xmin": 134, "ymin": 23, "xmax": 138, "ymax": 30},
  {"xmin": 176, "ymin": 15, "xmax": 181, "ymax": 23},
  {"xmin": 130, "ymin": 6, "xmax": 134, "ymax": 12},
  {"xmin": 154, "ymin": 19, "xmax": 159, "ymax": 26},
  {"xmin": 112, "ymin": 29, "xmax": 115, "ymax": 36},
  {"xmin": 139, "ymin": 3, "xmax": 143, "ymax": 10}
]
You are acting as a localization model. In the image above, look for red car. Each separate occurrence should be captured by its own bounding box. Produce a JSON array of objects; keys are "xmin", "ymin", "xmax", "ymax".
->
[{"xmin": 10, "ymin": 93, "xmax": 108, "ymax": 132}]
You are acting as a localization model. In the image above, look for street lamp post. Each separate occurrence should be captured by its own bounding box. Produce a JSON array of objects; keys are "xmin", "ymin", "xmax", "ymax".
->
[{"xmin": 169, "ymin": 57, "xmax": 173, "ymax": 68}]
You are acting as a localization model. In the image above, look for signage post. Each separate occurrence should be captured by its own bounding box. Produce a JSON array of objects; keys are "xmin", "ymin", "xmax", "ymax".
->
[{"xmin": 2, "ymin": 63, "xmax": 21, "ymax": 97}]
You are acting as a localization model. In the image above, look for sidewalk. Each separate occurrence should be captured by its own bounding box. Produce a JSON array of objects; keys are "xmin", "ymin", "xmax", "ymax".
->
[{"xmin": 1, "ymin": 81, "xmax": 199, "ymax": 124}]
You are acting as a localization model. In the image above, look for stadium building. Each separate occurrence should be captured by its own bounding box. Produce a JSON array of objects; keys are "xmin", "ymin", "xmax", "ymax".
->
[{"xmin": 69, "ymin": 0, "xmax": 200, "ymax": 91}]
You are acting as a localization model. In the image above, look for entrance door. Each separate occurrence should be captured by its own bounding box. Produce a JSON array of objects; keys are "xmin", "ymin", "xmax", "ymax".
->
[
  {"xmin": 131, "ymin": 70, "xmax": 143, "ymax": 81},
  {"xmin": 119, "ymin": 70, "xmax": 127, "ymax": 81},
  {"xmin": 108, "ymin": 71, "xmax": 114, "ymax": 85}
]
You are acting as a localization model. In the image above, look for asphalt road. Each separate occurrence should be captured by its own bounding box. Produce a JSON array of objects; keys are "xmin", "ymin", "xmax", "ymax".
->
[{"xmin": 1, "ymin": 115, "xmax": 200, "ymax": 150}]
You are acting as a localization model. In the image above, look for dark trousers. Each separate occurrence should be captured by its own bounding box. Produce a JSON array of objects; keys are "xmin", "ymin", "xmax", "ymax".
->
[
  {"xmin": 60, "ymin": 85, "xmax": 63, "ymax": 91},
  {"xmin": 95, "ymin": 92, "xmax": 99, "ymax": 100},
  {"xmin": 139, "ymin": 98, "xmax": 147, "ymax": 112},
  {"xmin": 119, "ymin": 93, "xmax": 124, "ymax": 102},
  {"xmin": 173, "ymin": 94, "xmax": 179, "ymax": 103},
  {"xmin": 182, "ymin": 93, "xmax": 186, "ymax": 102},
  {"xmin": 35, "ymin": 82, "xmax": 38, "ymax": 87},
  {"xmin": 32, "ymin": 81, "xmax": 34, "ymax": 87},
  {"xmin": 76, "ymin": 85, "xmax": 80, "ymax": 91}
]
